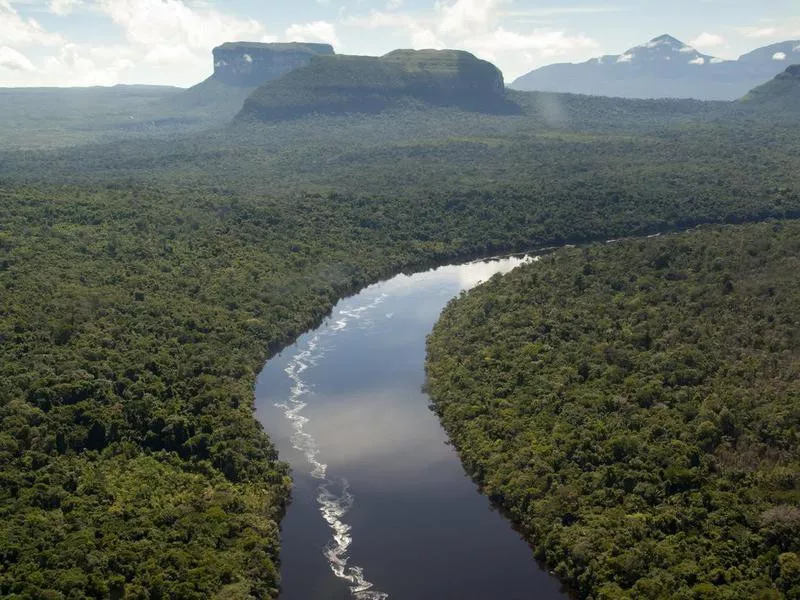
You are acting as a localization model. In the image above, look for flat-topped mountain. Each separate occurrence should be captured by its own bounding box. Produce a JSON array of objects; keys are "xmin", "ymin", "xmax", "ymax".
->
[
  {"xmin": 238, "ymin": 49, "xmax": 513, "ymax": 121},
  {"xmin": 742, "ymin": 64, "xmax": 800, "ymax": 109},
  {"xmin": 511, "ymin": 35, "xmax": 800, "ymax": 100},
  {"xmin": 212, "ymin": 42, "xmax": 335, "ymax": 87},
  {"xmin": 161, "ymin": 42, "xmax": 335, "ymax": 121}
]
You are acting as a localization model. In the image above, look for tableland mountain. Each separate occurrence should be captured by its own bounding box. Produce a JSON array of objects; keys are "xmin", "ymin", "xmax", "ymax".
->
[
  {"xmin": 511, "ymin": 34, "xmax": 800, "ymax": 100},
  {"xmin": 237, "ymin": 49, "xmax": 514, "ymax": 121},
  {"xmin": 161, "ymin": 41, "xmax": 335, "ymax": 119}
]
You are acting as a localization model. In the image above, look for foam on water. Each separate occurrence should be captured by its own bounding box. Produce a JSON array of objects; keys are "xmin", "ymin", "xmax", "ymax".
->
[{"xmin": 276, "ymin": 293, "xmax": 389, "ymax": 600}]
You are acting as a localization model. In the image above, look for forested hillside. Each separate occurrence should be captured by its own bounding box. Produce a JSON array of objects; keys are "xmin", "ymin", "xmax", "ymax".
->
[
  {"xmin": 426, "ymin": 221, "xmax": 800, "ymax": 599},
  {"xmin": 239, "ymin": 49, "xmax": 510, "ymax": 121},
  {"xmin": 2, "ymin": 73, "xmax": 800, "ymax": 598},
  {"xmin": 742, "ymin": 65, "xmax": 800, "ymax": 110}
]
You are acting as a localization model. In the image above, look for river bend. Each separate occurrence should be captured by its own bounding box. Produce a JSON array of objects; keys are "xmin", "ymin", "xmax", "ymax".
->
[{"xmin": 254, "ymin": 256, "xmax": 569, "ymax": 600}]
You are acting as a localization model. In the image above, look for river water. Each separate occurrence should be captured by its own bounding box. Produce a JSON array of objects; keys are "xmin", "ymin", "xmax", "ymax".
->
[{"xmin": 254, "ymin": 256, "xmax": 569, "ymax": 600}]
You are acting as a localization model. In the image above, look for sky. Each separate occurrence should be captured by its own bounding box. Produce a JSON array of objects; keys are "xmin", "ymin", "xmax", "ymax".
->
[{"xmin": 1, "ymin": 0, "xmax": 799, "ymax": 87}]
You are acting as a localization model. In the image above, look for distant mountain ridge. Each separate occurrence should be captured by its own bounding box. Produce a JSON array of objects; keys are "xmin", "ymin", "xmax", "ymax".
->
[
  {"xmin": 511, "ymin": 35, "xmax": 800, "ymax": 100},
  {"xmin": 154, "ymin": 38, "xmax": 798, "ymax": 125}
]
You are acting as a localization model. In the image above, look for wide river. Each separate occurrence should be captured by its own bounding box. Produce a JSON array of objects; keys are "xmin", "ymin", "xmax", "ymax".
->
[{"xmin": 254, "ymin": 256, "xmax": 569, "ymax": 600}]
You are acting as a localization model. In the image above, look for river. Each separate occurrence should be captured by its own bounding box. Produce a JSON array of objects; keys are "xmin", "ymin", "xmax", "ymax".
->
[{"xmin": 254, "ymin": 255, "xmax": 569, "ymax": 600}]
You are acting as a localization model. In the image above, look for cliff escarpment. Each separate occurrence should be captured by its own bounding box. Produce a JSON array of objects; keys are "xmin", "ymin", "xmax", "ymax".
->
[{"xmin": 212, "ymin": 42, "xmax": 335, "ymax": 87}]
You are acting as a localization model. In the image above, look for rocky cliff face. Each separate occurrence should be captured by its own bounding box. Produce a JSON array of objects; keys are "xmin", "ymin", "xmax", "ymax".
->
[{"xmin": 212, "ymin": 42, "xmax": 335, "ymax": 87}]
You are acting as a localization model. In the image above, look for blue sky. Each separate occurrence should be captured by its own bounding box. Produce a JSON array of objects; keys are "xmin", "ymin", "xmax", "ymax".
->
[{"xmin": 1, "ymin": 0, "xmax": 798, "ymax": 86}]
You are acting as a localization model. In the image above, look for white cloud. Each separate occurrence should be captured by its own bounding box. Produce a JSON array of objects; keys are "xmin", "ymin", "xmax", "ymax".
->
[
  {"xmin": 772, "ymin": 51, "xmax": 787, "ymax": 61},
  {"xmin": 97, "ymin": 0, "xmax": 265, "ymax": 51},
  {"xmin": 689, "ymin": 56, "xmax": 705, "ymax": 65},
  {"xmin": 505, "ymin": 5, "xmax": 624, "ymax": 19},
  {"xmin": 48, "ymin": 0, "xmax": 83, "ymax": 16},
  {"xmin": 348, "ymin": 12, "xmax": 443, "ymax": 48},
  {"xmin": 436, "ymin": 0, "xmax": 509, "ymax": 37},
  {"xmin": 143, "ymin": 44, "xmax": 198, "ymax": 65},
  {"xmin": 347, "ymin": 10, "xmax": 418, "ymax": 29},
  {"xmin": 463, "ymin": 28, "xmax": 597, "ymax": 58},
  {"xmin": 285, "ymin": 20, "xmax": 339, "ymax": 46},
  {"xmin": 0, "ymin": 0, "xmax": 63, "ymax": 46},
  {"xmin": 3, "ymin": 0, "xmax": 275, "ymax": 86},
  {"xmin": 0, "ymin": 45, "xmax": 36, "ymax": 71},
  {"xmin": 39, "ymin": 42, "xmax": 135, "ymax": 85},
  {"xmin": 345, "ymin": 3, "xmax": 598, "ymax": 79},
  {"xmin": 411, "ymin": 28, "xmax": 445, "ymax": 49},
  {"xmin": 689, "ymin": 32, "xmax": 725, "ymax": 49},
  {"xmin": 28, "ymin": 0, "xmax": 268, "ymax": 84},
  {"xmin": 739, "ymin": 27, "xmax": 778, "ymax": 38}
]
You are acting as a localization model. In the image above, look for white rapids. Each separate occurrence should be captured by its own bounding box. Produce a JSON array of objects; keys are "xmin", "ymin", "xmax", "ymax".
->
[{"xmin": 275, "ymin": 294, "xmax": 390, "ymax": 600}]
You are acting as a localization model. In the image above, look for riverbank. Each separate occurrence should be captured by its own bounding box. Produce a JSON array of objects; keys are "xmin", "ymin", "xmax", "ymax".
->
[{"xmin": 426, "ymin": 220, "xmax": 800, "ymax": 598}]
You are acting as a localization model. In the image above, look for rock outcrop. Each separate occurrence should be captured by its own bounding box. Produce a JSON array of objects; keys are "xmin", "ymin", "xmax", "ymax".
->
[
  {"xmin": 239, "ymin": 49, "xmax": 514, "ymax": 121},
  {"xmin": 212, "ymin": 42, "xmax": 335, "ymax": 87}
]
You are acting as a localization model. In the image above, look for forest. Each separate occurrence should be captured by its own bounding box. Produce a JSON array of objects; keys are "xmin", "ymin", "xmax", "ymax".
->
[
  {"xmin": 426, "ymin": 221, "xmax": 800, "ymax": 599},
  {"xmin": 1, "ymin": 77, "xmax": 799, "ymax": 598}
]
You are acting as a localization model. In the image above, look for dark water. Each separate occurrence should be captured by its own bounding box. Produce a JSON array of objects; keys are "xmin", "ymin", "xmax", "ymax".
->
[{"xmin": 254, "ymin": 257, "xmax": 569, "ymax": 600}]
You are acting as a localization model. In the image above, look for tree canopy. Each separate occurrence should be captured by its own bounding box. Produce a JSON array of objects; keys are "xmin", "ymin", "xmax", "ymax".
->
[
  {"xmin": 427, "ymin": 221, "xmax": 800, "ymax": 599},
  {"xmin": 1, "ymin": 82, "xmax": 799, "ymax": 598}
]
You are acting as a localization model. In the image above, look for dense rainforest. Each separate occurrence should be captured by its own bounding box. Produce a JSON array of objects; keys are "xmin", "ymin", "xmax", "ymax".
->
[
  {"xmin": 426, "ymin": 221, "xmax": 800, "ymax": 599},
  {"xmin": 1, "ymin": 68, "xmax": 800, "ymax": 598}
]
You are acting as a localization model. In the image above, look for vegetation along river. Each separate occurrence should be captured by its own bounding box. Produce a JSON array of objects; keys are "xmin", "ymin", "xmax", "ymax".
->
[{"xmin": 255, "ymin": 256, "xmax": 570, "ymax": 600}]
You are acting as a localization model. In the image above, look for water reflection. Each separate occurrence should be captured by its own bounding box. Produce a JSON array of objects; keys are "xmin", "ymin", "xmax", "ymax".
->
[
  {"xmin": 255, "ymin": 255, "xmax": 566, "ymax": 600},
  {"xmin": 296, "ymin": 389, "xmax": 457, "ymax": 480}
]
